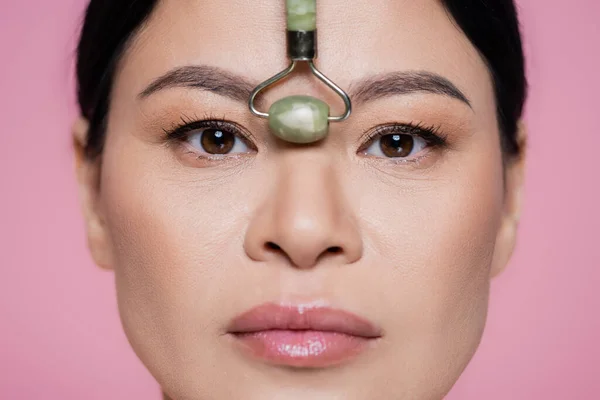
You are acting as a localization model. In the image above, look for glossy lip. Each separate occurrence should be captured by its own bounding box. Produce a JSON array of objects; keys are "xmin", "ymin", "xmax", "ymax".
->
[{"xmin": 227, "ymin": 302, "xmax": 382, "ymax": 368}]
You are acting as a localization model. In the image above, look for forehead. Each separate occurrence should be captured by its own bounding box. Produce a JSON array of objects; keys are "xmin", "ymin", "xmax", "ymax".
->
[{"xmin": 115, "ymin": 0, "xmax": 495, "ymax": 115}]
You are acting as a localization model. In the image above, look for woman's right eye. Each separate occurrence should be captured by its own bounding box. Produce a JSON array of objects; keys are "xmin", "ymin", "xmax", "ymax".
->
[{"xmin": 185, "ymin": 127, "xmax": 251, "ymax": 156}]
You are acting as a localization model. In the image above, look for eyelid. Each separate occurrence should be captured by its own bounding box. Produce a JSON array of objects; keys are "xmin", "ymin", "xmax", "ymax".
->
[
  {"xmin": 358, "ymin": 122, "xmax": 448, "ymax": 152},
  {"xmin": 162, "ymin": 115, "xmax": 258, "ymax": 150},
  {"xmin": 162, "ymin": 117, "xmax": 448, "ymax": 159}
]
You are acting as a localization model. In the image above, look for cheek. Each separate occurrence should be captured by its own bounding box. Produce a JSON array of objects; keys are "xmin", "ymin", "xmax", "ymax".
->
[
  {"xmin": 98, "ymin": 133, "xmax": 250, "ymax": 373},
  {"xmin": 355, "ymin": 142, "xmax": 504, "ymax": 384}
]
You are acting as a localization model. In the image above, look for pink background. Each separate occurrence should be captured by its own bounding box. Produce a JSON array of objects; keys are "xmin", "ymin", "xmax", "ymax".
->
[{"xmin": 1, "ymin": 0, "xmax": 599, "ymax": 398}]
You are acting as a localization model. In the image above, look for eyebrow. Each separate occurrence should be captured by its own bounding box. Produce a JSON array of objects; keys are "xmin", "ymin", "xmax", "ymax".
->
[
  {"xmin": 139, "ymin": 65, "xmax": 255, "ymax": 102},
  {"xmin": 139, "ymin": 65, "xmax": 471, "ymax": 108},
  {"xmin": 350, "ymin": 71, "xmax": 471, "ymax": 108}
]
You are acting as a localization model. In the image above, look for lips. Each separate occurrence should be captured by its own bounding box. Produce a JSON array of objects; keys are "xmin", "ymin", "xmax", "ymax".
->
[{"xmin": 227, "ymin": 303, "xmax": 381, "ymax": 368}]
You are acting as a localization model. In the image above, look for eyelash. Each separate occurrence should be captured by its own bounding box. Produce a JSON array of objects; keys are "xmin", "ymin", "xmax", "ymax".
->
[
  {"xmin": 162, "ymin": 113, "xmax": 448, "ymax": 163},
  {"xmin": 358, "ymin": 121, "xmax": 448, "ymax": 165},
  {"xmin": 364, "ymin": 122, "xmax": 447, "ymax": 147},
  {"xmin": 163, "ymin": 113, "xmax": 254, "ymax": 147}
]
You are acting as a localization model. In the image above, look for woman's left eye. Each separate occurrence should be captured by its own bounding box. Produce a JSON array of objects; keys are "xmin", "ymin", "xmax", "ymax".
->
[{"xmin": 364, "ymin": 133, "xmax": 428, "ymax": 158}]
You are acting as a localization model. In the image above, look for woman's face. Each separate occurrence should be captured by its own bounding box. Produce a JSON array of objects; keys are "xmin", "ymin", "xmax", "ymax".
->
[{"xmin": 76, "ymin": 0, "xmax": 523, "ymax": 398}]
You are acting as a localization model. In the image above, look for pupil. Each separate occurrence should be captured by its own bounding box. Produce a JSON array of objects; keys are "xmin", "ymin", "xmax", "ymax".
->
[
  {"xmin": 201, "ymin": 129, "xmax": 235, "ymax": 154},
  {"xmin": 380, "ymin": 134, "xmax": 414, "ymax": 157}
]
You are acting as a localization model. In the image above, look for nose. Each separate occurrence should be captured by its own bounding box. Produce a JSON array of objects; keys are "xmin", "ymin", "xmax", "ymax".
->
[{"xmin": 243, "ymin": 154, "xmax": 363, "ymax": 269}]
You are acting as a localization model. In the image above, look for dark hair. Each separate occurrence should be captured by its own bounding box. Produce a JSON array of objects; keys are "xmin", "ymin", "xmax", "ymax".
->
[{"xmin": 76, "ymin": 0, "xmax": 527, "ymax": 161}]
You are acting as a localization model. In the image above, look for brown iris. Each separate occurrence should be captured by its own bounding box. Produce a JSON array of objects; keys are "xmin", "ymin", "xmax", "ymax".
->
[
  {"xmin": 200, "ymin": 129, "xmax": 235, "ymax": 154},
  {"xmin": 379, "ymin": 134, "xmax": 415, "ymax": 157}
]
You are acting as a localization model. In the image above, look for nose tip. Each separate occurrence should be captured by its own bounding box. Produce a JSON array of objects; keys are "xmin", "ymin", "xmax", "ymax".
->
[
  {"xmin": 259, "ymin": 213, "xmax": 360, "ymax": 268},
  {"xmin": 243, "ymin": 159, "xmax": 363, "ymax": 269},
  {"xmin": 251, "ymin": 226, "xmax": 361, "ymax": 269}
]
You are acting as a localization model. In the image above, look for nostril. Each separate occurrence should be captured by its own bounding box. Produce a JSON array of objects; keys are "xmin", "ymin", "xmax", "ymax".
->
[
  {"xmin": 327, "ymin": 246, "xmax": 342, "ymax": 254},
  {"xmin": 262, "ymin": 242, "xmax": 344, "ymax": 265},
  {"xmin": 266, "ymin": 242, "xmax": 281, "ymax": 251}
]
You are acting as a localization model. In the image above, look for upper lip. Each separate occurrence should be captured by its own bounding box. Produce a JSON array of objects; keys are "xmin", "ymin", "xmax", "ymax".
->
[{"xmin": 227, "ymin": 302, "xmax": 382, "ymax": 338}]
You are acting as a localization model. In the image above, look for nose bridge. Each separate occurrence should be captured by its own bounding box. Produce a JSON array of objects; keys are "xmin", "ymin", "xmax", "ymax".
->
[
  {"xmin": 243, "ymin": 151, "xmax": 363, "ymax": 269},
  {"xmin": 275, "ymin": 152, "xmax": 339, "ymax": 232}
]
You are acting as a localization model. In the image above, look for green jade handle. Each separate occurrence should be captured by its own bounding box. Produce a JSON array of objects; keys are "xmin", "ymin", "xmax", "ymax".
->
[
  {"xmin": 267, "ymin": 0, "xmax": 330, "ymax": 144},
  {"xmin": 287, "ymin": 0, "xmax": 317, "ymax": 31}
]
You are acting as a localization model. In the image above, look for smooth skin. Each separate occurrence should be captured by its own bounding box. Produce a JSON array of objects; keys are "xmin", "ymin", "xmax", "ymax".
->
[{"xmin": 73, "ymin": 0, "xmax": 526, "ymax": 399}]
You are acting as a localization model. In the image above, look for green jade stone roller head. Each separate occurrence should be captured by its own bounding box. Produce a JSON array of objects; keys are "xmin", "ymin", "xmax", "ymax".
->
[{"xmin": 248, "ymin": 0, "xmax": 352, "ymax": 144}]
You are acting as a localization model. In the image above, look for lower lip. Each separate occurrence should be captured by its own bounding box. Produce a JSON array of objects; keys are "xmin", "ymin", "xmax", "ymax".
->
[{"xmin": 231, "ymin": 330, "xmax": 373, "ymax": 367}]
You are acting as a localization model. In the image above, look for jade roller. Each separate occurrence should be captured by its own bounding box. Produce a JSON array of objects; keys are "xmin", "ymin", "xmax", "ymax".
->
[{"xmin": 248, "ymin": 0, "xmax": 352, "ymax": 144}]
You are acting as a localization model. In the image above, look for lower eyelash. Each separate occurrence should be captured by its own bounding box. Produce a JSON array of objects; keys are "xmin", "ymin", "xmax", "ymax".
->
[
  {"xmin": 184, "ymin": 149, "xmax": 247, "ymax": 162},
  {"xmin": 362, "ymin": 146, "xmax": 436, "ymax": 167}
]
